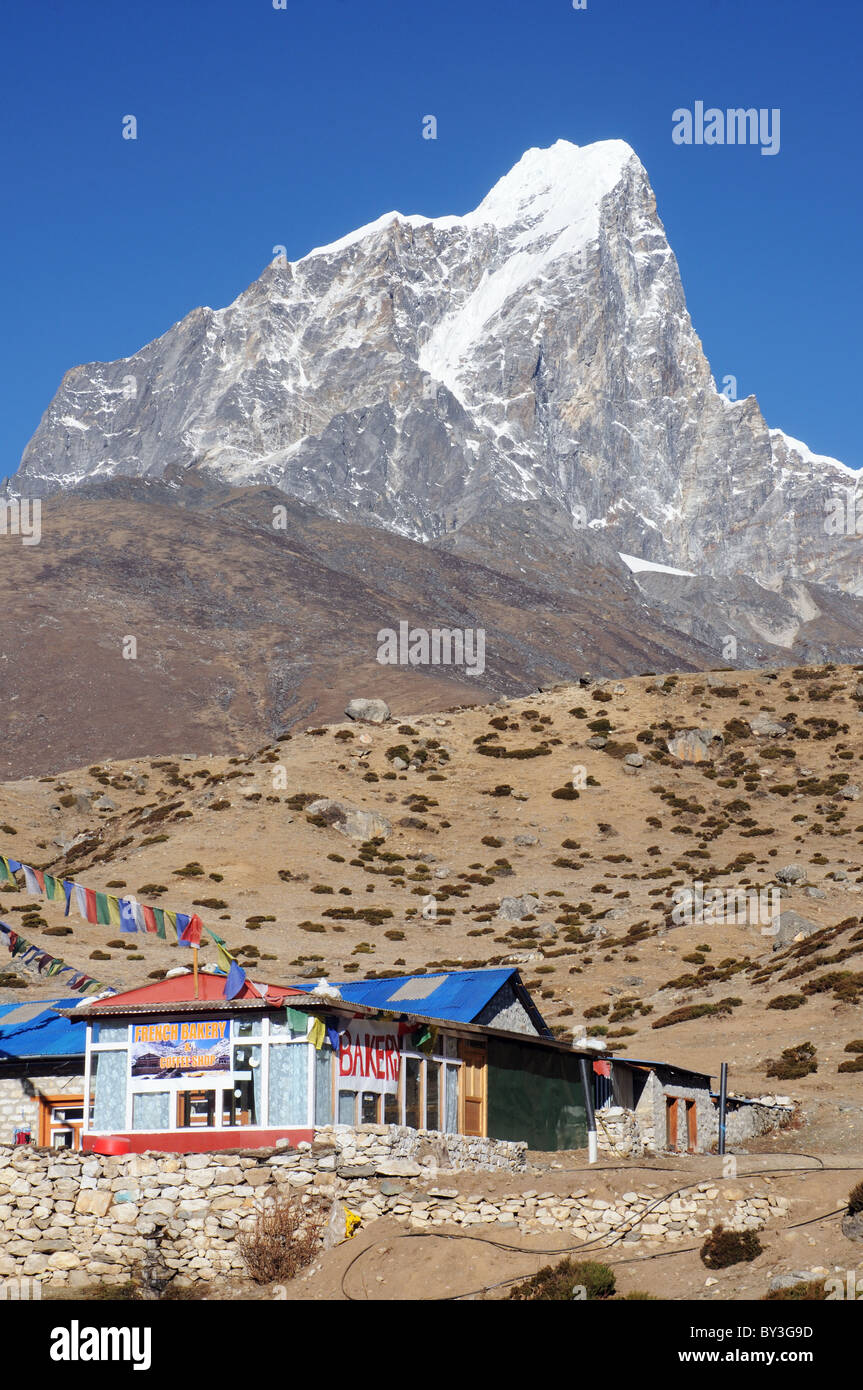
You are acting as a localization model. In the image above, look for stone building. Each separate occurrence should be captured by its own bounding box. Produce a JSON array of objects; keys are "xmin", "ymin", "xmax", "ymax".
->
[{"xmin": 0, "ymin": 997, "xmax": 87, "ymax": 1148}]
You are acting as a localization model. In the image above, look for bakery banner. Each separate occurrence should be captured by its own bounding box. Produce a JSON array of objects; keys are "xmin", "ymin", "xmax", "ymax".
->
[
  {"xmin": 131, "ymin": 1020, "xmax": 231, "ymax": 1079},
  {"xmin": 337, "ymin": 1021, "xmax": 402, "ymax": 1094}
]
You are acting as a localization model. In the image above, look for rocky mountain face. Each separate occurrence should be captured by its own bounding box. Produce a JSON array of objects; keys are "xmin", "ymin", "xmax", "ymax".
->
[
  {"xmin": 14, "ymin": 140, "xmax": 860, "ymax": 597},
  {"xmin": 0, "ymin": 479, "xmax": 724, "ymax": 779}
]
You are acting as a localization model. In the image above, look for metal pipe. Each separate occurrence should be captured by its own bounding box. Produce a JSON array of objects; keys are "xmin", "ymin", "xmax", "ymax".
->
[
  {"xmin": 579, "ymin": 1056, "xmax": 598, "ymax": 1164},
  {"xmin": 718, "ymin": 1061, "xmax": 728, "ymax": 1156}
]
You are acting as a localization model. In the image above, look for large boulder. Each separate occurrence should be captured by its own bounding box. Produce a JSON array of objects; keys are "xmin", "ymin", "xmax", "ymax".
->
[
  {"xmin": 665, "ymin": 728, "xmax": 723, "ymax": 763},
  {"xmin": 776, "ymin": 863, "xmax": 808, "ymax": 886},
  {"xmin": 345, "ymin": 698, "xmax": 391, "ymax": 724},
  {"xmin": 769, "ymin": 910, "xmax": 819, "ymax": 950},
  {"xmin": 748, "ymin": 715, "xmax": 788, "ymax": 737},
  {"xmin": 497, "ymin": 893, "xmax": 542, "ymax": 922},
  {"xmin": 306, "ymin": 798, "xmax": 391, "ymax": 841}
]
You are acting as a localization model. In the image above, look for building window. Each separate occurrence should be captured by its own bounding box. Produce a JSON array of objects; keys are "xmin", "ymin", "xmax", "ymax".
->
[
  {"xmin": 177, "ymin": 1090, "xmax": 216, "ymax": 1129},
  {"xmin": 426, "ymin": 1061, "xmax": 441, "ymax": 1132},
  {"xmin": 361, "ymin": 1092, "xmax": 380, "ymax": 1124},
  {"xmin": 267, "ymin": 1042, "xmax": 307, "ymax": 1127},
  {"xmin": 338, "ymin": 1090, "xmax": 357, "ymax": 1125},
  {"xmin": 444, "ymin": 1065, "xmax": 459, "ymax": 1134},
  {"xmin": 314, "ymin": 1044, "xmax": 334, "ymax": 1125},
  {"xmin": 132, "ymin": 1091, "xmax": 170, "ymax": 1131},
  {"xmin": 39, "ymin": 1097, "xmax": 85, "ymax": 1149},
  {"xmin": 90, "ymin": 1049, "xmax": 127, "ymax": 1132},
  {"xmin": 404, "ymin": 1056, "xmax": 422, "ymax": 1130}
]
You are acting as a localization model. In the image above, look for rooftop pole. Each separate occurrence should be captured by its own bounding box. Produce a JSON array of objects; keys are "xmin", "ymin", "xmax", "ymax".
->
[
  {"xmin": 578, "ymin": 1055, "xmax": 598, "ymax": 1164},
  {"xmin": 718, "ymin": 1061, "xmax": 728, "ymax": 1156}
]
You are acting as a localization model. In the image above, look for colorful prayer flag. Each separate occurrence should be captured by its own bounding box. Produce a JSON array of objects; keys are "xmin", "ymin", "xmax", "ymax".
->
[
  {"xmin": 178, "ymin": 912, "xmax": 203, "ymax": 947},
  {"xmin": 22, "ymin": 865, "xmax": 42, "ymax": 896},
  {"xmin": 286, "ymin": 1007, "xmax": 308, "ymax": 1035},
  {"xmin": 224, "ymin": 961, "xmax": 246, "ymax": 1000},
  {"xmin": 118, "ymin": 898, "xmax": 138, "ymax": 933}
]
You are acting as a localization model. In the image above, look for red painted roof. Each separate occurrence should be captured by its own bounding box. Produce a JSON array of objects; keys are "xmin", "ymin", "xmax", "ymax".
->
[{"xmin": 88, "ymin": 973, "xmax": 305, "ymax": 1010}]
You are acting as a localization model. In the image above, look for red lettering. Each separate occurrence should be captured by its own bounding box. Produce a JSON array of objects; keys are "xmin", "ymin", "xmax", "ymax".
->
[
  {"xmin": 364, "ymin": 1033, "xmax": 379, "ymax": 1079},
  {"xmin": 339, "ymin": 1033, "xmax": 355, "ymax": 1078}
]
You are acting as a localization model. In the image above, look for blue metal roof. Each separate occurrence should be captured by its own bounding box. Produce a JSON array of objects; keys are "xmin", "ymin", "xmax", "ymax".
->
[
  {"xmin": 0, "ymin": 998, "xmax": 86, "ymax": 1062},
  {"xmin": 293, "ymin": 967, "xmax": 526, "ymax": 1024}
]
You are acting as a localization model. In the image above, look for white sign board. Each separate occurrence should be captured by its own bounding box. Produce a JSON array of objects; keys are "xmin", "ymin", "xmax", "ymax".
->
[{"xmin": 337, "ymin": 1022, "xmax": 402, "ymax": 1095}]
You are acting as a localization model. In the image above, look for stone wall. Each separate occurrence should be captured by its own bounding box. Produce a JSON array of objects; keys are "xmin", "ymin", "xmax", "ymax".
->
[
  {"xmin": 0, "ymin": 1125, "xmax": 791, "ymax": 1289},
  {"xmin": 595, "ymin": 1106, "xmax": 644, "ymax": 1158}
]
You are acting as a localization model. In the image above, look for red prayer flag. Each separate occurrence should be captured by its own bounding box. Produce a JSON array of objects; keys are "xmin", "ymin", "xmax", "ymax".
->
[
  {"xmin": 84, "ymin": 888, "xmax": 99, "ymax": 924},
  {"xmin": 179, "ymin": 912, "xmax": 203, "ymax": 946},
  {"xmin": 142, "ymin": 905, "xmax": 158, "ymax": 934},
  {"xmin": 593, "ymin": 1059, "xmax": 612, "ymax": 1078}
]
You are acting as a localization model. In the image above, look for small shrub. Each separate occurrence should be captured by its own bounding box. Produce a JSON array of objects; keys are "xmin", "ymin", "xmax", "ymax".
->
[
  {"xmin": 847, "ymin": 1182, "xmax": 863, "ymax": 1216},
  {"xmin": 238, "ymin": 1194, "xmax": 326, "ymax": 1284},
  {"xmin": 763, "ymin": 1281, "xmax": 827, "ymax": 1301},
  {"xmin": 765, "ymin": 1041, "xmax": 817, "ymax": 1080},
  {"xmin": 508, "ymin": 1257, "xmax": 615, "ymax": 1301},
  {"xmin": 767, "ymin": 994, "xmax": 806, "ymax": 1011},
  {"xmin": 700, "ymin": 1224, "xmax": 762, "ymax": 1269}
]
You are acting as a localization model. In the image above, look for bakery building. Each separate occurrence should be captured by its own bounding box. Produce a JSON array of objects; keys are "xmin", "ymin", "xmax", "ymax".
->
[
  {"xmin": 68, "ymin": 967, "xmax": 601, "ymax": 1154},
  {"xmin": 3, "ymin": 969, "xmax": 791, "ymax": 1157}
]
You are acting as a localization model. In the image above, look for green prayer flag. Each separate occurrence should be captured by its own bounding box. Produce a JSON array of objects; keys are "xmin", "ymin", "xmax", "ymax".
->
[
  {"xmin": 154, "ymin": 908, "xmax": 167, "ymax": 939},
  {"xmin": 95, "ymin": 892, "xmax": 112, "ymax": 926},
  {"xmin": 286, "ymin": 1007, "xmax": 308, "ymax": 1035}
]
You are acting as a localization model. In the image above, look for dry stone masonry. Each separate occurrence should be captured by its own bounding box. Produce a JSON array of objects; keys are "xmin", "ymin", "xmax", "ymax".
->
[{"xmin": 0, "ymin": 1127, "xmax": 790, "ymax": 1288}]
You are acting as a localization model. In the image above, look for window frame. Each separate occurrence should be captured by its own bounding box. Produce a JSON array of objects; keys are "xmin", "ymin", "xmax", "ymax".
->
[{"xmin": 84, "ymin": 1012, "xmax": 315, "ymax": 1136}]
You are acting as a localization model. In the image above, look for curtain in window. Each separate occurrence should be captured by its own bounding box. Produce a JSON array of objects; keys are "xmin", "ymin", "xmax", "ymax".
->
[
  {"xmin": 234, "ymin": 1044, "xmax": 262, "ymax": 1122},
  {"xmin": 445, "ymin": 1065, "xmax": 459, "ymax": 1134},
  {"xmin": 338, "ymin": 1090, "xmax": 356, "ymax": 1125},
  {"xmin": 314, "ymin": 1044, "xmax": 334, "ymax": 1125},
  {"xmin": 268, "ymin": 1043, "xmax": 308, "ymax": 1126},
  {"xmin": 132, "ymin": 1091, "xmax": 170, "ymax": 1131},
  {"xmin": 92, "ymin": 1050, "xmax": 128, "ymax": 1131}
]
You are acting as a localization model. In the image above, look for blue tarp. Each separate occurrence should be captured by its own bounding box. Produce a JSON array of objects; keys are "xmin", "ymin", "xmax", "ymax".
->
[
  {"xmin": 0, "ymin": 998, "xmax": 86, "ymax": 1061},
  {"xmin": 292, "ymin": 967, "xmax": 526, "ymax": 1024}
]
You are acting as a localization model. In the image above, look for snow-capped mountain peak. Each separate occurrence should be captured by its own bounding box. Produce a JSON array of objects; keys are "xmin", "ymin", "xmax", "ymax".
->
[{"xmin": 12, "ymin": 139, "xmax": 858, "ymax": 594}]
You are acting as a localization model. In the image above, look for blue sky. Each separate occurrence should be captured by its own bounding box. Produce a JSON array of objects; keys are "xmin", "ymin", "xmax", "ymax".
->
[{"xmin": 2, "ymin": 0, "xmax": 860, "ymax": 479}]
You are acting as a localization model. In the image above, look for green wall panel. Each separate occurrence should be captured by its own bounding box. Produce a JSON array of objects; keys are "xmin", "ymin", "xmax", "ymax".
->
[{"xmin": 487, "ymin": 1039, "xmax": 587, "ymax": 1151}]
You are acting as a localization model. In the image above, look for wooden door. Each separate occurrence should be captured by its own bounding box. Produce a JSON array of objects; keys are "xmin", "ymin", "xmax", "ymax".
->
[
  {"xmin": 460, "ymin": 1042, "xmax": 487, "ymax": 1137},
  {"xmin": 686, "ymin": 1100, "xmax": 697, "ymax": 1154},
  {"xmin": 665, "ymin": 1097, "xmax": 678, "ymax": 1151}
]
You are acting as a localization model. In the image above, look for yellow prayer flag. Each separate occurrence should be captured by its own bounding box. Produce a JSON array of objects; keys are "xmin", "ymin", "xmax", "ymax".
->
[{"xmin": 215, "ymin": 941, "xmax": 234, "ymax": 973}]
